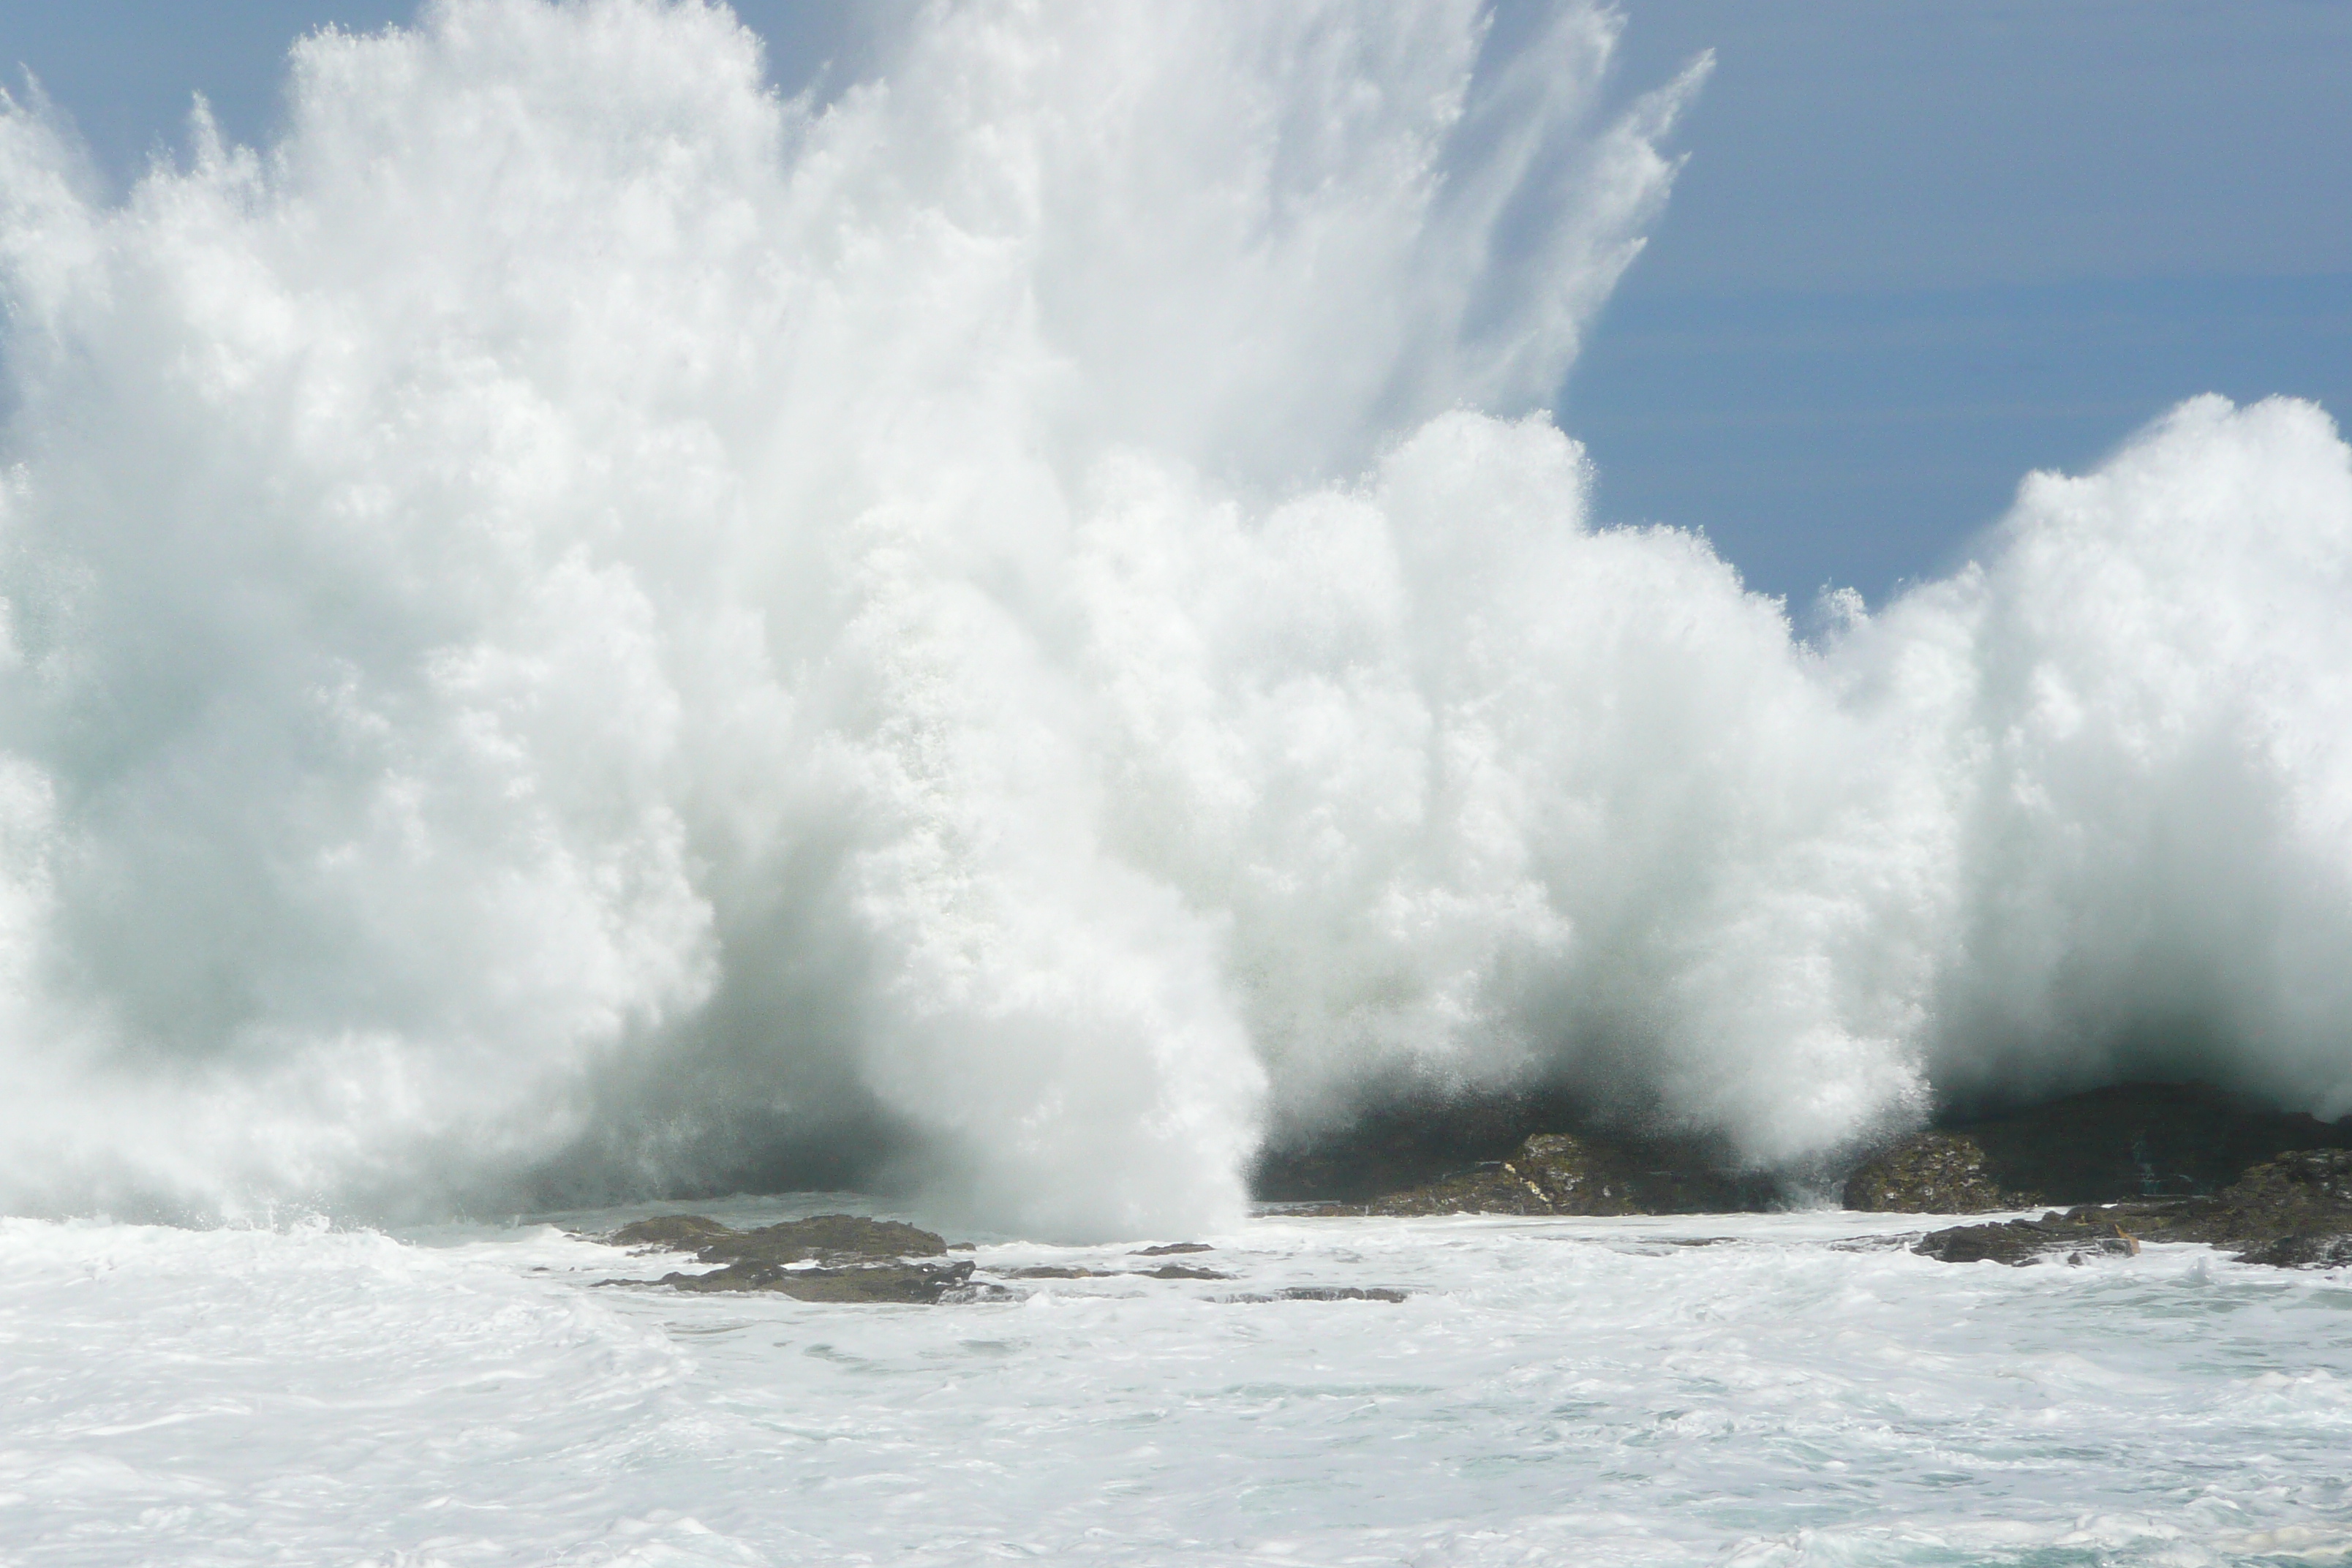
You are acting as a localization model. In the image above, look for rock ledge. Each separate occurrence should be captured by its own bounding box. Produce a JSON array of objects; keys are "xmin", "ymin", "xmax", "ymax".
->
[
  {"xmin": 608, "ymin": 1213, "xmax": 973, "ymax": 1303},
  {"xmin": 1915, "ymin": 1149, "xmax": 2352, "ymax": 1267}
]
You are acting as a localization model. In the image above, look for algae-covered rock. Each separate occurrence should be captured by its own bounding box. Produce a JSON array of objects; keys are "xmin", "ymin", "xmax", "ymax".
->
[
  {"xmin": 693, "ymin": 1215, "xmax": 948, "ymax": 1266},
  {"xmin": 607, "ymin": 1213, "xmax": 946, "ymax": 1262},
  {"xmin": 2236, "ymin": 1233, "xmax": 2352, "ymax": 1269},
  {"xmin": 662, "ymin": 1258, "xmax": 976, "ymax": 1303},
  {"xmin": 603, "ymin": 1212, "xmax": 965, "ymax": 1298},
  {"xmin": 1927, "ymin": 1084, "xmax": 2346, "ymax": 1206},
  {"xmin": 1001, "ymin": 1264, "xmax": 1112, "ymax": 1280},
  {"xmin": 1913, "ymin": 1149, "xmax": 2352, "ymax": 1268},
  {"xmin": 2197, "ymin": 1147, "xmax": 2352, "ymax": 1237},
  {"xmin": 1843, "ymin": 1131, "xmax": 2035, "ymax": 1213},
  {"xmin": 608, "ymin": 1214, "xmax": 737, "ymax": 1250},
  {"xmin": 1135, "ymin": 1262, "xmax": 1232, "ymax": 1280},
  {"xmin": 1346, "ymin": 1131, "xmax": 1769, "ymax": 1218}
]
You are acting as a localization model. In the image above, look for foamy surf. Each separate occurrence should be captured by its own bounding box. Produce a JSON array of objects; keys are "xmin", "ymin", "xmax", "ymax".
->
[{"xmin": 2, "ymin": 1208, "xmax": 2348, "ymax": 1566}]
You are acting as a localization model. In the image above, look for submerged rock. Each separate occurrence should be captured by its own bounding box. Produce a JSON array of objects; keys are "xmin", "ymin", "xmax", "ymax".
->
[
  {"xmin": 661, "ymin": 1258, "xmax": 976, "ymax": 1303},
  {"xmin": 1135, "ymin": 1262, "xmax": 1232, "ymax": 1279},
  {"xmin": 608, "ymin": 1212, "xmax": 948, "ymax": 1263},
  {"xmin": 1000, "ymin": 1264, "xmax": 1114, "ymax": 1280},
  {"xmin": 1842, "ymin": 1131, "xmax": 2030, "ymax": 1213},
  {"xmin": 603, "ymin": 1212, "xmax": 965, "ymax": 1300},
  {"xmin": 1915, "ymin": 1149, "xmax": 2352, "ymax": 1268}
]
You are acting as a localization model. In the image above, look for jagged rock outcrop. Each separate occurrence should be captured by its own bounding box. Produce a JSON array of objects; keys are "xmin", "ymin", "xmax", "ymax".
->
[
  {"xmin": 2239, "ymin": 1233, "xmax": 2352, "ymax": 1269},
  {"xmin": 1911, "ymin": 1210, "xmax": 2146, "ymax": 1265},
  {"xmin": 1851, "ymin": 1082, "xmax": 2350, "ymax": 1214},
  {"xmin": 1915, "ymin": 1148, "xmax": 2352, "ymax": 1268},
  {"xmin": 1303, "ymin": 1131, "xmax": 1771, "ymax": 1217},
  {"xmin": 607, "ymin": 1214, "xmax": 738, "ymax": 1250},
  {"xmin": 1965, "ymin": 1083, "xmax": 2351, "ymax": 1201},
  {"xmin": 2186, "ymin": 1146, "xmax": 2352, "ymax": 1257},
  {"xmin": 1842, "ymin": 1131, "xmax": 2036, "ymax": 1212}
]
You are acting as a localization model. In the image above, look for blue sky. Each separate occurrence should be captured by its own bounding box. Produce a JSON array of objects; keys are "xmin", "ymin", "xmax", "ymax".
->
[{"xmin": 4, "ymin": 0, "xmax": 2347, "ymax": 607}]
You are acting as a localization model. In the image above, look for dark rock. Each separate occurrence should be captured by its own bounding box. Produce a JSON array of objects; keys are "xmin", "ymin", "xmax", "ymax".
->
[
  {"xmin": 1135, "ymin": 1263, "xmax": 1232, "ymax": 1279},
  {"xmin": 1844, "ymin": 1131, "xmax": 2035, "ymax": 1212},
  {"xmin": 661, "ymin": 1259, "xmax": 976, "ymax": 1303},
  {"xmin": 1912, "ymin": 1210, "xmax": 2145, "ymax": 1265},
  {"xmin": 603, "ymin": 1212, "xmax": 970, "ymax": 1299},
  {"xmin": 999, "ymin": 1264, "xmax": 1113, "ymax": 1279},
  {"xmin": 606, "ymin": 1212, "xmax": 949, "ymax": 1264},
  {"xmin": 1331, "ymin": 1131, "xmax": 1771, "ymax": 1218},
  {"xmin": 2193, "ymin": 1146, "xmax": 2352, "ymax": 1239},
  {"xmin": 2236, "ymin": 1233, "xmax": 2352, "ymax": 1269},
  {"xmin": 693, "ymin": 1214, "xmax": 949, "ymax": 1266},
  {"xmin": 1134, "ymin": 1243, "xmax": 1213, "ymax": 1255},
  {"xmin": 1899, "ymin": 1082, "xmax": 2346, "ymax": 1211},
  {"xmin": 1251, "ymin": 1090, "xmax": 1584, "ymax": 1203},
  {"xmin": 1915, "ymin": 1149, "xmax": 2352, "ymax": 1268},
  {"xmin": 608, "ymin": 1214, "xmax": 738, "ymax": 1250}
]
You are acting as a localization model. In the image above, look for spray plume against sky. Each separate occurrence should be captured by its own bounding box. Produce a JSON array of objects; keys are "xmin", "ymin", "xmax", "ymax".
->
[{"xmin": 0, "ymin": 0, "xmax": 2347, "ymax": 1239}]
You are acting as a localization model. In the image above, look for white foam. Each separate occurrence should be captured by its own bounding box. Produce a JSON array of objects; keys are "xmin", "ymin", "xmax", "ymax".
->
[
  {"xmin": 0, "ymin": 2, "xmax": 2347, "ymax": 1237},
  {"xmin": 1, "ymin": 1210, "xmax": 2347, "ymax": 1564}
]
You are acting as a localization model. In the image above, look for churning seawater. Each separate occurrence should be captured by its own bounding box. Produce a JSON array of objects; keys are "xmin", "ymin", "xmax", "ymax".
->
[
  {"xmin": 5, "ymin": 4, "xmax": 2352, "ymax": 1558},
  {"xmin": 3, "ymin": 1207, "xmax": 2348, "ymax": 1567}
]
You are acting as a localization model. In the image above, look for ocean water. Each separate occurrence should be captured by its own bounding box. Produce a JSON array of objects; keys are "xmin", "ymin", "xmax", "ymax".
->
[
  {"xmin": 4, "ymin": 5, "xmax": 2350, "ymax": 1556},
  {"xmin": 4, "ymin": 1206, "xmax": 2348, "ymax": 1567}
]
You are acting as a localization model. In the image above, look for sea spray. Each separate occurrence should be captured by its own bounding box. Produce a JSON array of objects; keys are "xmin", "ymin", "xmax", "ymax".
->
[{"xmin": 0, "ymin": 0, "xmax": 2345, "ymax": 1237}]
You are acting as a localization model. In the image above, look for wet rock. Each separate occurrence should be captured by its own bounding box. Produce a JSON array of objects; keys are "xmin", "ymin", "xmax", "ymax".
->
[
  {"xmin": 1843, "ymin": 1131, "xmax": 2032, "ymax": 1213},
  {"xmin": 606, "ymin": 1212, "xmax": 949, "ymax": 1264},
  {"xmin": 2193, "ymin": 1147, "xmax": 2352, "ymax": 1239},
  {"xmin": 1222, "ymin": 1286, "xmax": 1409, "ymax": 1303},
  {"xmin": 608, "ymin": 1214, "xmax": 738, "ymax": 1250},
  {"xmin": 1251, "ymin": 1091, "xmax": 1580, "ymax": 1203},
  {"xmin": 603, "ymin": 1213, "xmax": 970, "ymax": 1299},
  {"xmin": 1135, "ymin": 1263, "xmax": 1232, "ymax": 1280},
  {"xmin": 1134, "ymin": 1243, "xmax": 1213, "ymax": 1255},
  {"xmin": 1912, "ymin": 1210, "xmax": 2145, "ymax": 1265},
  {"xmin": 999, "ymin": 1264, "xmax": 1114, "ymax": 1279},
  {"xmin": 693, "ymin": 1215, "xmax": 949, "ymax": 1265},
  {"xmin": 2236, "ymin": 1233, "xmax": 2352, "ymax": 1269},
  {"xmin": 1866, "ymin": 1082, "xmax": 2351, "ymax": 1213},
  {"xmin": 1327, "ymin": 1131, "xmax": 1771, "ymax": 1218},
  {"xmin": 1915, "ymin": 1149, "xmax": 2352, "ymax": 1268},
  {"xmin": 662, "ymin": 1259, "xmax": 976, "ymax": 1303}
]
